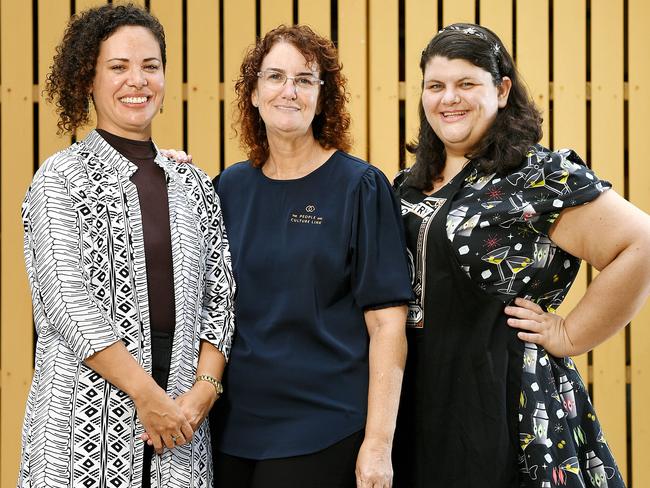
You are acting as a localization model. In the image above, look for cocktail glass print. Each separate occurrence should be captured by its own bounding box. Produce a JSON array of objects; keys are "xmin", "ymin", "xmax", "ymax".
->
[
  {"xmin": 499, "ymin": 255, "xmax": 534, "ymax": 295},
  {"xmin": 481, "ymin": 246, "xmax": 510, "ymax": 283}
]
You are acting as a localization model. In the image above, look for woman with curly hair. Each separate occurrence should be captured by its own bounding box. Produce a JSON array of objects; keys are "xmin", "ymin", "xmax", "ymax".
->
[
  {"xmin": 18, "ymin": 4, "xmax": 234, "ymax": 487},
  {"xmin": 391, "ymin": 23, "xmax": 650, "ymax": 487},
  {"xmin": 210, "ymin": 24, "xmax": 412, "ymax": 488}
]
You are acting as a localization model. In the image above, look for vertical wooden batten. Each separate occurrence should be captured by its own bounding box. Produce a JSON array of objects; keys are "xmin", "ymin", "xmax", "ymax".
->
[{"xmin": 1, "ymin": 1, "xmax": 35, "ymax": 484}]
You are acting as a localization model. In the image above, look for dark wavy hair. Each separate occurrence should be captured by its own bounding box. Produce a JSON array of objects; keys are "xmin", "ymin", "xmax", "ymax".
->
[
  {"xmin": 234, "ymin": 24, "xmax": 352, "ymax": 167},
  {"xmin": 407, "ymin": 23, "xmax": 543, "ymax": 191},
  {"xmin": 45, "ymin": 3, "xmax": 166, "ymax": 134}
]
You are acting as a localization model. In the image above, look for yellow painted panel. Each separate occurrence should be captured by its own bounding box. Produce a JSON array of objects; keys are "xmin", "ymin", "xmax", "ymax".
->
[
  {"xmin": 223, "ymin": 0, "xmax": 256, "ymax": 166},
  {"xmin": 589, "ymin": 0, "xmax": 627, "ymax": 478},
  {"xmin": 75, "ymin": 0, "xmax": 108, "ymax": 11},
  {"xmin": 298, "ymin": 0, "xmax": 331, "ymax": 37},
  {"xmin": 74, "ymin": 1, "xmax": 107, "ymax": 139},
  {"xmin": 629, "ymin": 0, "xmax": 650, "ymax": 485},
  {"xmin": 479, "ymin": 0, "xmax": 512, "ymax": 53},
  {"xmin": 550, "ymin": 0, "xmax": 592, "ymax": 436},
  {"xmin": 369, "ymin": 0, "xmax": 399, "ymax": 177},
  {"xmin": 516, "ymin": 0, "xmax": 549, "ymax": 147},
  {"xmin": 261, "ymin": 0, "xmax": 293, "ymax": 36},
  {"xmin": 338, "ymin": 0, "xmax": 368, "ymax": 159},
  {"xmin": 404, "ymin": 0, "xmax": 437, "ymax": 167},
  {"xmin": 442, "ymin": 0, "xmax": 474, "ymax": 26},
  {"xmin": 150, "ymin": 1, "xmax": 183, "ymax": 149},
  {"xmin": 0, "ymin": 1, "xmax": 34, "ymax": 485},
  {"xmin": 187, "ymin": 0, "xmax": 220, "ymax": 175},
  {"xmin": 38, "ymin": 0, "xmax": 71, "ymax": 163}
]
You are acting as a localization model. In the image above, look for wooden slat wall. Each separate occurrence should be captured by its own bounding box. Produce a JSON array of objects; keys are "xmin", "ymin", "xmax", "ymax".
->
[
  {"xmin": 590, "ymin": 0, "xmax": 627, "ymax": 480},
  {"xmin": 629, "ymin": 1, "xmax": 650, "ymax": 486},
  {"xmin": 551, "ymin": 0, "xmax": 590, "ymax": 400},
  {"xmin": 369, "ymin": 0, "xmax": 399, "ymax": 176},
  {"xmin": 1, "ymin": 1, "xmax": 649, "ymax": 485},
  {"xmin": 0, "ymin": 0, "xmax": 34, "ymax": 483},
  {"xmin": 404, "ymin": 0, "xmax": 438, "ymax": 167}
]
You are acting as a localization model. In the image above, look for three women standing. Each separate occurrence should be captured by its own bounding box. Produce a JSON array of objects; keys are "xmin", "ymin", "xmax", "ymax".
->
[{"xmin": 18, "ymin": 5, "xmax": 234, "ymax": 487}]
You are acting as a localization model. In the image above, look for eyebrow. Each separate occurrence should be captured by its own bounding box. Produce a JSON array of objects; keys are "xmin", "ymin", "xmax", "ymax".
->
[
  {"xmin": 264, "ymin": 67, "xmax": 318, "ymax": 76},
  {"xmin": 425, "ymin": 76, "xmax": 477, "ymax": 83},
  {"xmin": 106, "ymin": 57, "xmax": 161, "ymax": 63}
]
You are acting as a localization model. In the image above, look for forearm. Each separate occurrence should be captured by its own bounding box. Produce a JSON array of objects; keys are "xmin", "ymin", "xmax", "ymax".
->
[
  {"xmin": 364, "ymin": 307, "xmax": 407, "ymax": 445},
  {"xmin": 85, "ymin": 341, "xmax": 161, "ymax": 402},
  {"xmin": 565, "ymin": 242, "xmax": 650, "ymax": 355},
  {"xmin": 193, "ymin": 340, "xmax": 227, "ymax": 404}
]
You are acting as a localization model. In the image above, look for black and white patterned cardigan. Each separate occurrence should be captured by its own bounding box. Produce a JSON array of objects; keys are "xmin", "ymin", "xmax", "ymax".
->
[{"xmin": 18, "ymin": 130, "xmax": 235, "ymax": 488}]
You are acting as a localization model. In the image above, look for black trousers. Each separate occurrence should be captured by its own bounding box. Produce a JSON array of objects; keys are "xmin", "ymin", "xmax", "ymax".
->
[
  {"xmin": 214, "ymin": 429, "xmax": 365, "ymax": 488},
  {"xmin": 142, "ymin": 330, "xmax": 174, "ymax": 488}
]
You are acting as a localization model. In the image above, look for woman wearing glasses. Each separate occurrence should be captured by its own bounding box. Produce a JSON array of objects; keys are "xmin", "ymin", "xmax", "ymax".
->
[{"xmin": 211, "ymin": 25, "xmax": 412, "ymax": 488}]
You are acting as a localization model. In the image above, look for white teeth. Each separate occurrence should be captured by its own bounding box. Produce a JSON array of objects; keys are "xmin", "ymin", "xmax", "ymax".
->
[
  {"xmin": 120, "ymin": 96, "xmax": 148, "ymax": 104},
  {"xmin": 443, "ymin": 111, "xmax": 465, "ymax": 117}
]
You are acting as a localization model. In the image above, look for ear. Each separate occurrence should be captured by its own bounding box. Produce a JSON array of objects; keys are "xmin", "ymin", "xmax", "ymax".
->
[
  {"xmin": 251, "ymin": 88, "xmax": 259, "ymax": 108},
  {"xmin": 497, "ymin": 76, "xmax": 512, "ymax": 109}
]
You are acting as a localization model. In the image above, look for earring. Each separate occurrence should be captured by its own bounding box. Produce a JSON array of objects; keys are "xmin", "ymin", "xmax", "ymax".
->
[{"xmin": 159, "ymin": 105, "xmax": 164, "ymax": 114}]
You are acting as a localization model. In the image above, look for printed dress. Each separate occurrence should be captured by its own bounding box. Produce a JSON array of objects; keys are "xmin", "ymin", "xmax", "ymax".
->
[{"xmin": 394, "ymin": 145, "xmax": 624, "ymax": 487}]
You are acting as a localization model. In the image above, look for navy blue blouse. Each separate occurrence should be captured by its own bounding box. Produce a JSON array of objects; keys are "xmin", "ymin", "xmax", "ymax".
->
[{"xmin": 214, "ymin": 150, "xmax": 412, "ymax": 459}]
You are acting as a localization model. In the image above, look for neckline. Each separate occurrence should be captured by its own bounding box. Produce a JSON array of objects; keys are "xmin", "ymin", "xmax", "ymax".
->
[
  {"xmin": 422, "ymin": 160, "xmax": 474, "ymax": 197},
  {"xmin": 257, "ymin": 150, "xmax": 339, "ymax": 183}
]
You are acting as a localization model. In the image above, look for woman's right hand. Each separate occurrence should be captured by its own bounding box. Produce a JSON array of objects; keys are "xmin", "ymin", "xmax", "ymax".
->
[{"xmin": 134, "ymin": 387, "xmax": 194, "ymax": 453}]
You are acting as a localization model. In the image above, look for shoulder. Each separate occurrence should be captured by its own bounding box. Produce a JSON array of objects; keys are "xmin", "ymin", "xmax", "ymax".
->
[
  {"xmin": 329, "ymin": 151, "xmax": 395, "ymax": 190},
  {"xmin": 32, "ymin": 143, "xmax": 90, "ymax": 187},
  {"xmin": 219, "ymin": 160, "xmax": 254, "ymax": 180}
]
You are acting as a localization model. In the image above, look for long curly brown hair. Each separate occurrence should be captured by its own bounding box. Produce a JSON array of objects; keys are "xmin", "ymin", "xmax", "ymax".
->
[
  {"xmin": 45, "ymin": 3, "xmax": 166, "ymax": 135},
  {"xmin": 234, "ymin": 25, "xmax": 352, "ymax": 167}
]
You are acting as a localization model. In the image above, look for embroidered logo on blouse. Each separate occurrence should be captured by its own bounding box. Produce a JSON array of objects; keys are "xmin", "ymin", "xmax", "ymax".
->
[{"xmin": 290, "ymin": 204, "xmax": 324, "ymax": 225}]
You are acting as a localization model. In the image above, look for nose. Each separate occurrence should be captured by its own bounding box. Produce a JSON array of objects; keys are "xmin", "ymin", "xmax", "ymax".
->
[
  {"xmin": 127, "ymin": 67, "xmax": 147, "ymax": 89},
  {"xmin": 280, "ymin": 78, "xmax": 297, "ymax": 99},
  {"xmin": 441, "ymin": 88, "xmax": 460, "ymax": 105}
]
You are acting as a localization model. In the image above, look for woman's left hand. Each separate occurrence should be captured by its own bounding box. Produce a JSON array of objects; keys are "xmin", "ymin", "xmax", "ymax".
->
[
  {"xmin": 505, "ymin": 297, "xmax": 576, "ymax": 357},
  {"xmin": 174, "ymin": 382, "xmax": 218, "ymax": 432},
  {"xmin": 355, "ymin": 438, "xmax": 393, "ymax": 488},
  {"xmin": 141, "ymin": 382, "xmax": 217, "ymax": 447}
]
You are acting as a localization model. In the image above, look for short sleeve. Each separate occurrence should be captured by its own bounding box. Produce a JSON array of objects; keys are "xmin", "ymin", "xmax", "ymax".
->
[
  {"xmin": 351, "ymin": 167, "xmax": 414, "ymax": 310},
  {"xmin": 507, "ymin": 148, "xmax": 611, "ymax": 236}
]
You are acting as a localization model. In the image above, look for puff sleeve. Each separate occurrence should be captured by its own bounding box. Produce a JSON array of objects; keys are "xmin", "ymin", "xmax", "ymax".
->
[
  {"xmin": 350, "ymin": 166, "xmax": 413, "ymax": 310},
  {"xmin": 504, "ymin": 147, "xmax": 611, "ymax": 236}
]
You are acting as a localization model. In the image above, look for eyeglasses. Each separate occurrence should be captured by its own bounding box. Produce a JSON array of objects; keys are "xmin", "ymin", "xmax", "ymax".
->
[{"xmin": 257, "ymin": 70, "xmax": 324, "ymax": 91}]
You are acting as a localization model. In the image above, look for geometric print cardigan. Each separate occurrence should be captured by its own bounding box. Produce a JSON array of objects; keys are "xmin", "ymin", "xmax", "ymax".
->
[{"xmin": 17, "ymin": 130, "xmax": 235, "ymax": 488}]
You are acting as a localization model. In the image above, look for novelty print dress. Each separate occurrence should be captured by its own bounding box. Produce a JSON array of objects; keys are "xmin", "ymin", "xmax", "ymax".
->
[
  {"xmin": 18, "ymin": 131, "xmax": 236, "ymax": 488},
  {"xmin": 397, "ymin": 145, "xmax": 625, "ymax": 487}
]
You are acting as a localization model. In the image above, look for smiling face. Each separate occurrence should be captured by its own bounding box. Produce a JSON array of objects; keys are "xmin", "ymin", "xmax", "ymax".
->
[
  {"xmin": 421, "ymin": 56, "xmax": 511, "ymax": 159},
  {"xmin": 251, "ymin": 42, "xmax": 321, "ymax": 141},
  {"xmin": 91, "ymin": 25, "xmax": 164, "ymax": 140}
]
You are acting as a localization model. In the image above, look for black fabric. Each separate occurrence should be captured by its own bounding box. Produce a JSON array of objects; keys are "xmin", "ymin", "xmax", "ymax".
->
[
  {"xmin": 214, "ymin": 430, "xmax": 364, "ymax": 488},
  {"xmin": 141, "ymin": 330, "xmax": 174, "ymax": 488},
  {"xmin": 96, "ymin": 129, "xmax": 176, "ymax": 334},
  {"xmin": 392, "ymin": 164, "xmax": 523, "ymax": 488}
]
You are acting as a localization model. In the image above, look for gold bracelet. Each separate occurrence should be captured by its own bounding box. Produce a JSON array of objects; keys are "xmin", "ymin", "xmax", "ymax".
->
[{"xmin": 195, "ymin": 374, "xmax": 223, "ymax": 398}]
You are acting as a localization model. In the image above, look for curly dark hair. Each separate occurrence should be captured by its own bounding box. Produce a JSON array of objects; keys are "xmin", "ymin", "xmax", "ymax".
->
[
  {"xmin": 234, "ymin": 24, "xmax": 352, "ymax": 167},
  {"xmin": 45, "ymin": 3, "xmax": 166, "ymax": 134},
  {"xmin": 406, "ymin": 23, "xmax": 543, "ymax": 192}
]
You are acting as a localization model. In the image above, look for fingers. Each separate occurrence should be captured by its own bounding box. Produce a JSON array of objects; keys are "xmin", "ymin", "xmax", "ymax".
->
[
  {"xmin": 513, "ymin": 297, "xmax": 544, "ymax": 313},
  {"xmin": 181, "ymin": 421, "xmax": 194, "ymax": 443},
  {"xmin": 507, "ymin": 317, "xmax": 543, "ymax": 332}
]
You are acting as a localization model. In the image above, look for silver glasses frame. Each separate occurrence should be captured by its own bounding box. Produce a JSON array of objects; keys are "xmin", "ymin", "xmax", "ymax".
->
[{"xmin": 256, "ymin": 69, "xmax": 325, "ymax": 90}]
